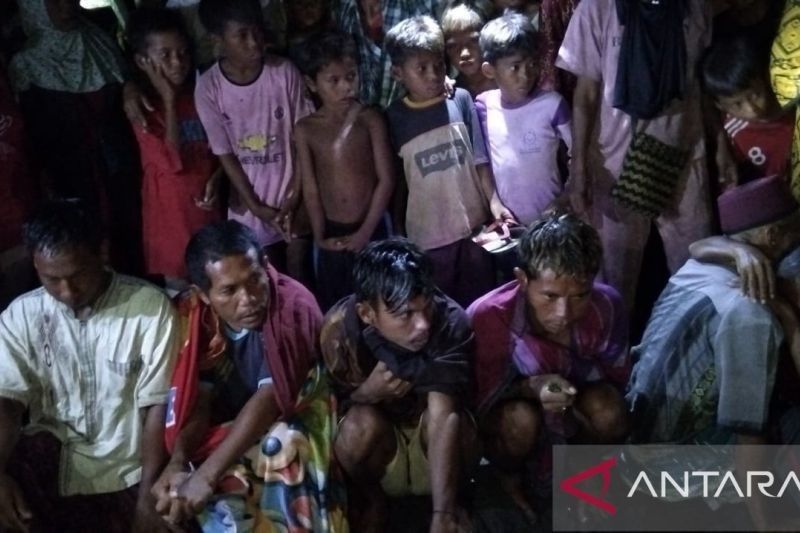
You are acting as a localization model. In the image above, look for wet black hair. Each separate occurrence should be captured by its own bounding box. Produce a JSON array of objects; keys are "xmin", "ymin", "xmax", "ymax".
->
[
  {"xmin": 185, "ymin": 220, "xmax": 264, "ymax": 292},
  {"xmin": 352, "ymin": 238, "xmax": 436, "ymax": 312},
  {"xmin": 23, "ymin": 199, "xmax": 103, "ymax": 257}
]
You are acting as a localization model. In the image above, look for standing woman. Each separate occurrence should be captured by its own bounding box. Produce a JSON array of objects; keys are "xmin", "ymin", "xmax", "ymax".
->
[{"xmin": 10, "ymin": 0, "xmax": 143, "ymax": 273}]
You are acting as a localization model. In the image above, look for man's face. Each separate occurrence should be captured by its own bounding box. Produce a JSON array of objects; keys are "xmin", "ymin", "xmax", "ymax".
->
[
  {"xmin": 392, "ymin": 51, "xmax": 447, "ymax": 102},
  {"xmin": 136, "ymin": 31, "xmax": 192, "ymax": 87},
  {"xmin": 34, "ymin": 245, "xmax": 107, "ymax": 312},
  {"xmin": 218, "ymin": 20, "xmax": 265, "ymax": 71},
  {"xmin": 484, "ymin": 52, "xmax": 538, "ymax": 104},
  {"xmin": 308, "ymin": 58, "xmax": 359, "ymax": 107},
  {"xmin": 716, "ymin": 78, "xmax": 781, "ymax": 122},
  {"xmin": 516, "ymin": 267, "xmax": 593, "ymax": 341},
  {"xmin": 199, "ymin": 249, "xmax": 270, "ymax": 331},
  {"xmin": 445, "ymin": 29, "xmax": 482, "ymax": 77},
  {"xmin": 359, "ymin": 294, "xmax": 433, "ymax": 352}
]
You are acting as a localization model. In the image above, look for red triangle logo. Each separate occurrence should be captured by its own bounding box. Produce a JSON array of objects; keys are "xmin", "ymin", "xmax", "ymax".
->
[{"xmin": 559, "ymin": 457, "xmax": 618, "ymax": 515}]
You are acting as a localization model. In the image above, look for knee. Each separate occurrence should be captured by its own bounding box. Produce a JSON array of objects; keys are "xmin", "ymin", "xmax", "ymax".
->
[
  {"xmin": 335, "ymin": 404, "xmax": 394, "ymax": 462},
  {"xmin": 576, "ymin": 383, "xmax": 630, "ymax": 443},
  {"xmin": 482, "ymin": 400, "xmax": 541, "ymax": 464}
]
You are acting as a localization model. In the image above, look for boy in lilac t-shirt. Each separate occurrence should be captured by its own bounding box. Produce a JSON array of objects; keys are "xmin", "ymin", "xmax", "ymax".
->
[
  {"xmin": 194, "ymin": 0, "xmax": 313, "ymax": 264},
  {"xmin": 476, "ymin": 13, "xmax": 572, "ymax": 227}
]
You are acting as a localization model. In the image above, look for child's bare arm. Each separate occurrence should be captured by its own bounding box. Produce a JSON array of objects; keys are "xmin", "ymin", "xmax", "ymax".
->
[
  {"xmin": 345, "ymin": 110, "xmax": 396, "ymax": 252},
  {"xmin": 295, "ymin": 125, "xmax": 327, "ymax": 244},
  {"xmin": 218, "ymin": 154, "xmax": 278, "ymax": 223},
  {"xmin": 476, "ymin": 163, "xmax": 515, "ymax": 223}
]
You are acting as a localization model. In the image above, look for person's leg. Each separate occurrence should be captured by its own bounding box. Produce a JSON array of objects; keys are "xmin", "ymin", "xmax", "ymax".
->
[
  {"xmin": 656, "ymin": 158, "xmax": 713, "ymax": 274},
  {"xmin": 334, "ymin": 404, "xmax": 397, "ymax": 533},
  {"xmin": 594, "ymin": 210, "xmax": 650, "ymax": 315},
  {"xmin": 573, "ymin": 382, "xmax": 630, "ymax": 444},
  {"xmin": 480, "ymin": 400, "xmax": 541, "ymax": 519}
]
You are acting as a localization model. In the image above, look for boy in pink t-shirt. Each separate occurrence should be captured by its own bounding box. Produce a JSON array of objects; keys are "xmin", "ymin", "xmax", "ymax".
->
[
  {"xmin": 194, "ymin": 0, "xmax": 313, "ymax": 270},
  {"xmin": 476, "ymin": 13, "xmax": 572, "ymax": 227}
]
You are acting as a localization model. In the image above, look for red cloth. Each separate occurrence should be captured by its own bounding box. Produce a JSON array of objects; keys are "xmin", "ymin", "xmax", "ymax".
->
[
  {"xmin": 724, "ymin": 112, "xmax": 793, "ymax": 184},
  {"xmin": 133, "ymin": 90, "xmax": 221, "ymax": 278},
  {"xmin": 0, "ymin": 68, "xmax": 36, "ymax": 251},
  {"xmin": 165, "ymin": 265, "xmax": 322, "ymax": 460}
]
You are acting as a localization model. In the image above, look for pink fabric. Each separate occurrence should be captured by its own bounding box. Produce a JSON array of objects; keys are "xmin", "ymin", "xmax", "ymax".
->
[
  {"xmin": 476, "ymin": 89, "xmax": 572, "ymax": 226},
  {"xmin": 195, "ymin": 56, "xmax": 314, "ymax": 245}
]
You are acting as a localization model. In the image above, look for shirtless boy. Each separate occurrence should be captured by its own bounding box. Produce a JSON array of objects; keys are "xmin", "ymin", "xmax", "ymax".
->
[{"xmin": 295, "ymin": 31, "xmax": 396, "ymax": 309}]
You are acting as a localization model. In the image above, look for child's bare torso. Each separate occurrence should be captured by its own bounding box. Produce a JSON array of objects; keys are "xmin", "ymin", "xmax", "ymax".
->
[{"xmin": 301, "ymin": 103, "xmax": 379, "ymax": 225}]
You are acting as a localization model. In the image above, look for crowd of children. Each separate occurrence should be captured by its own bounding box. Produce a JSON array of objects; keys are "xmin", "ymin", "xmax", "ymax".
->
[{"xmin": 0, "ymin": 0, "xmax": 795, "ymax": 530}]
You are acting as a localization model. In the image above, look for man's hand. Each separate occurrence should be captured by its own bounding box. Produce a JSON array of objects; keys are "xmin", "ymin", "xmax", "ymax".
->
[
  {"xmin": 565, "ymin": 163, "xmax": 591, "ymax": 216},
  {"xmin": 0, "ymin": 473, "xmax": 32, "ymax": 532},
  {"xmin": 731, "ymin": 241, "xmax": 775, "ymax": 303},
  {"xmin": 167, "ymin": 472, "xmax": 215, "ymax": 525},
  {"xmin": 352, "ymin": 361, "xmax": 413, "ymax": 404},
  {"xmin": 526, "ymin": 374, "xmax": 577, "ymax": 412},
  {"xmin": 152, "ymin": 462, "xmax": 190, "ymax": 516},
  {"xmin": 123, "ymin": 81, "xmax": 155, "ymax": 131}
]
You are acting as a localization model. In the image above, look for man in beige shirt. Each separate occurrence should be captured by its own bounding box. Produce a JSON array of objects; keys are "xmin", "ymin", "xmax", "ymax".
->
[{"xmin": 0, "ymin": 200, "xmax": 180, "ymax": 532}]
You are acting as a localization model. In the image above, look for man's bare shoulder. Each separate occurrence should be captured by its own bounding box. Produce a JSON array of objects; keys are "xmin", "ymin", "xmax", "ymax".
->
[{"xmin": 356, "ymin": 104, "xmax": 386, "ymax": 126}]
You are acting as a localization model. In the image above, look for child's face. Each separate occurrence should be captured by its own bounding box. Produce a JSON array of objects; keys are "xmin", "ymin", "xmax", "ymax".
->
[
  {"xmin": 445, "ymin": 28, "xmax": 483, "ymax": 77},
  {"xmin": 483, "ymin": 52, "xmax": 538, "ymax": 104},
  {"xmin": 308, "ymin": 57, "xmax": 359, "ymax": 107},
  {"xmin": 288, "ymin": 0, "xmax": 326, "ymax": 30},
  {"xmin": 136, "ymin": 31, "xmax": 192, "ymax": 87},
  {"xmin": 715, "ymin": 78, "xmax": 782, "ymax": 122},
  {"xmin": 217, "ymin": 20, "xmax": 265, "ymax": 70},
  {"xmin": 392, "ymin": 51, "xmax": 447, "ymax": 102}
]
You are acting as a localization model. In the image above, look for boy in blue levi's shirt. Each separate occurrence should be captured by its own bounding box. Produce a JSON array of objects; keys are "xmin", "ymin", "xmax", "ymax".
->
[{"xmin": 385, "ymin": 15, "xmax": 514, "ymax": 308}]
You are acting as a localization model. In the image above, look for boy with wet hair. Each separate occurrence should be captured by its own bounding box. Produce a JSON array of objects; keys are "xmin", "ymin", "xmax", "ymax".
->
[
  {"xmin": 384, "ymin": 15, "xmax": 514, "ymax": 307},
  {"xmin": 702, "ymin": 34, "xmax": 793, "ymax": 186},
  {"xmin": 320, "ymin": 237, "xmax": 477, "ymax": 533},
  {"xmin": 128, "ymin": 7, "xmax": 221, "ymax": 287},
  {"xmin": 195, "ymin": 0, "xmax": 314, "ymax": 274},
  {"xmin": 477, "ymin": 13, "xmax": 572, "ymax": 227},
  {"xmin": 441, "ymin": 2, "xmax": 496, "ymax": 98},
  {"xmin": 295, "ymin": 31, "xmax": 395, "ymax": 310},
  {"xmin": 468, "ymin": 211, "xmax": 629, "ymax": 520}
]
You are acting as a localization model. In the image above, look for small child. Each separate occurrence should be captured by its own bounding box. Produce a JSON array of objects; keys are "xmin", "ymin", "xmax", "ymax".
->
[
  {"xmin": 441, "ymin": 2, "xmax": 497, "ymax": 98},
  {"xmin": 128, "ymin": 7, "xmax": 221, "ymax": 286},
  {"xmin": 194, "ymin": 0, "xmax": 314, "ymax": 272},
  {"xmin": 702, "ymin": 35, "xmax": 793, "ymax": 186},
  {"xmin": 295, "ymin": 32, "xmax": 395, "ymax": 310},
  {"xmin": 385, "ymin": 15, "xmax": 514, "ymax": 307},
  {"xmin": 477, "ymin": 13, "xmax": 571, "ymax": 227},
  {"xmin": 285, "ymin": 0, "xmax": 333, "ymax": 65}
]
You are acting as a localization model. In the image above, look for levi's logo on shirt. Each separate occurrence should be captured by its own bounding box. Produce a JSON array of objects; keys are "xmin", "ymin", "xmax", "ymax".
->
[{"xmin": 414, "ymin": 139, "xmax": 468, "ymax": 177}]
